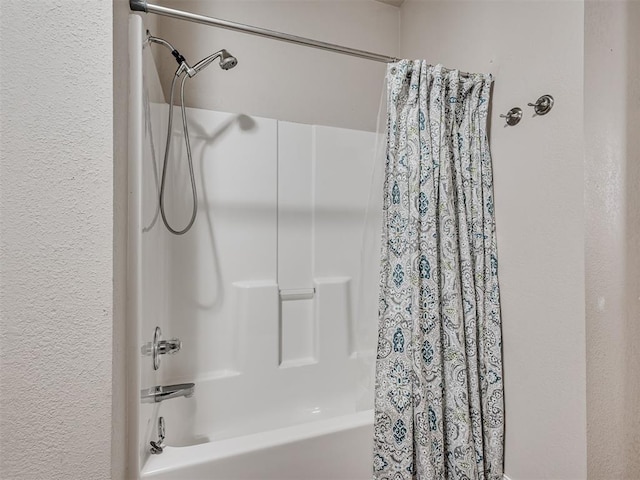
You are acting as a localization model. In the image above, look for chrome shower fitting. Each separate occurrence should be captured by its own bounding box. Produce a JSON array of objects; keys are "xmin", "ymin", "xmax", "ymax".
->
[
  {"xmin": 150, "ymin": 417, "xmax": 165, "ymax": 455},
  {"xmin": 146, "ymin": 32, "xmax": 238, "ymax": 235},
  {"xmin": 141, "ymin": 383, "xmax": 196, "ymax": 403},
  {"xmin": 141, "ymin": 327, "xmax": 182, "ymax": 370},
  {"xmin": 191, "ymin": 49, "xmax": 238, "ymax": 74},
  {"xmin": 147, "ymin": 33, "xmax": 190, "ymax": 73},
  {"xmin": 147, "ymin": 32, "xmax": 238, "ymax": 77}
]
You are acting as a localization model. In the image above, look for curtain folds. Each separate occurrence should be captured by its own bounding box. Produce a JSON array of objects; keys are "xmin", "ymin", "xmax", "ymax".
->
[{"xmin": 373, "ymin": 61, "xmax": 504, "ymax": 480}]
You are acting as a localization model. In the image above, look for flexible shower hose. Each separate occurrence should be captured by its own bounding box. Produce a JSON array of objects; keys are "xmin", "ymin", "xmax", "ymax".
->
[{"xmin": 159, "ymin": 69, "xmax": 197, "ymax": 235}]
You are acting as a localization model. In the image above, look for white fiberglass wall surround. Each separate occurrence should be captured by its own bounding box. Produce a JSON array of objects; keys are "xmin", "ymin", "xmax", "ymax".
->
[
  {"xmin": 129, "ymin": 14, "xmax": 172, "ymax": 474},
  {"xmin": 130, "ymin": 15, "xmax": 382, "ymax": 477},
  {"xmin": 159, "ymin": 116, "xmax": 378, "ymax": 430},
  {"xmin": 129, "ymin": 3, "xmax": 398, "ymax": 476},
  {"xmin": 143, "ymin": 110, "xmax": 380, "ymax": 478}
]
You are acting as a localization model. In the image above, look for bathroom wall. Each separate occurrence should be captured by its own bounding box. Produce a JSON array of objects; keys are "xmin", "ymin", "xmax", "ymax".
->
[
  {"xmin": 399, "ymin": 1, "xmax": 587, "ymax": 478},
  {"xmin": 585, "ymin": 1, "xmax": 640, "ymax": 478},
  {"xmin": 0, "ymin": 1, "xmax": 114, "ymax": 479},
  {"xmin": 153, "ymin": 0, "xmax": 400, "ymax": 132}
]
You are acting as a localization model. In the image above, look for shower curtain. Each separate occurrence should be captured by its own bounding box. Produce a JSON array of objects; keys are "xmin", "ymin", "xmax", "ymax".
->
[{"xmin": 373, "ymin": 61, "xmax": 504, "ymax": 480}]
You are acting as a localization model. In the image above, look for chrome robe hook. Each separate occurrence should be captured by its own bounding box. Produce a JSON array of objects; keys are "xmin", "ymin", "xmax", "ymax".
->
[
  {"xmin": 528, "ymin": 94, "xmax": 554, "ymax": 115},
  {"xmin": 500, "ymin": 107, "xmax": 523, "ymax": 126}
]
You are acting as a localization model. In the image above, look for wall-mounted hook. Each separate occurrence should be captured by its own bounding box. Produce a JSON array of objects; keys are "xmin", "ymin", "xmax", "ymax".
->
[
  {"xmin": 500, "ymin": 107, "xmax": 523, "ymax": 126},
  {"xmin": 528, "ymin": 94, "xmax": 554, "ymax": 115}
]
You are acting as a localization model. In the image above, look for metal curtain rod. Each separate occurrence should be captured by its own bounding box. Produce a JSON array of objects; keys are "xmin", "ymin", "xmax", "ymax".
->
[{"xmin": 130, "ymin": 0, "xmax": 399, "ymax": 63}]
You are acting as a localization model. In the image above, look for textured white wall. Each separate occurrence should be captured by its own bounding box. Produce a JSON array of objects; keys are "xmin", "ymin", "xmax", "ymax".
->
[
  {"xmin": 0, "ymin": 1, "xmax": 114, "ymax": 479},
  {"xmin": 153, "ymin": 0, "xmax": 400, "ymax": 132},
  {"xmin": 399, "ymin": 1, "xmax": 586, "ymax": 478},
  {"xmin": 585, "ymin": 1, "xmax": 640, "ymax": 478}
]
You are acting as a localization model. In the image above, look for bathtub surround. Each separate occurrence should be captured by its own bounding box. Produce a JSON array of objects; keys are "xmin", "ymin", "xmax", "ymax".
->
[
  {"xmin": 132, "ymin": 12, "xmax": 383, "ymax": 473},
  {"xmin": 374, "ymin": 61, "xmax": 503, "ymax": 479}
]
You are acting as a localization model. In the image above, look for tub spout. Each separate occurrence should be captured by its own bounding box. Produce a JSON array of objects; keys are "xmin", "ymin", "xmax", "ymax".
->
[{"xmin": 141, "ymin": 383, "xmax": 195, "ymax": 403}]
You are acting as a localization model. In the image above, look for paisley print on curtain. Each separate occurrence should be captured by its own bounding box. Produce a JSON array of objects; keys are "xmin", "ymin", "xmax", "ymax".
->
[{"xmin": 373, "ymin": 61, "xmax": 504, "ymax": 480}]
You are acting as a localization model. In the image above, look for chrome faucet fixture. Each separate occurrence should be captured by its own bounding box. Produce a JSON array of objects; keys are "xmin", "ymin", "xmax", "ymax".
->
[
  {"xmin": 150, "ymin": 417, "xmax": 166, "ymax": 454},
  {"xmin": 157, "ymin": 338, "xmax": 181, "ymax": 355},
  {"xmin": 142, "ymin": 327, "xmax": 182, "ymax": 370},
  {"xmin": 141, "ymin": 383, "xmax": 196, "ymax": 403}
]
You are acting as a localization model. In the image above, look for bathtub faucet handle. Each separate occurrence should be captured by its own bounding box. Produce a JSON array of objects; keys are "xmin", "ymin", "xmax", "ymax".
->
[
  {"xmin": 158, "ymin": 338, "xmax": 182, "ymax": 355},
  {"xmin": 141, "ymin": 327, "xmax": 182, "ymax": 370},
  {"xmin": 150, "ymin": 417, "xmax": 165, "ymax": 455}
]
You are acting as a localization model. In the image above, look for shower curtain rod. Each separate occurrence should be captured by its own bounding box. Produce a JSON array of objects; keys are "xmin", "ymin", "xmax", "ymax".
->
[{"xmin": 130, "ymin": 0, "xmax": 399, "ymax": 63}]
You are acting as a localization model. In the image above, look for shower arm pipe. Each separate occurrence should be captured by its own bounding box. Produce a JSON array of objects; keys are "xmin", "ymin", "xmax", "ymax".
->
[{"xmin": 130, "ymin": 0, "xmax": 399, "ymax": 63}]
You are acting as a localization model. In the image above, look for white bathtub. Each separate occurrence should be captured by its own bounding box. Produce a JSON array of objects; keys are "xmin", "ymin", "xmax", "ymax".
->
[{"xmin": 141, "ymin": 410, "xmax": 374, "ymax": 480}]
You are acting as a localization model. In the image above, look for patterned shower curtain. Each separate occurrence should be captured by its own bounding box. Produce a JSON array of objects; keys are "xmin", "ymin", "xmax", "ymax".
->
[{"xmin": 373, "ymin": 61, "xmax": 504, "ymax": 480}]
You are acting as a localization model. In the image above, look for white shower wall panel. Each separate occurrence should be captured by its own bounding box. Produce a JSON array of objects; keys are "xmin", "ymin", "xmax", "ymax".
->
[
  {"xmin": 138, "ymin": 98, "xmax": 171, "ymax": 464},
  {"xmin": 157, "ymin": 107, "xmax": 379, "ymax": 447},
  {"xmin": 313, "ymin": 126, "xmax": 380, "ymax": 356},
  {"xmin": 277, "ymin": 121, "xmax": 313, "ymax": 292},
  {"xmin": 132, "ymin": 17, "xmax": 173, "ymax": 470},
  {"xmin": 163, "ymin": 109, "xmax": 278, "ymax": 379}
]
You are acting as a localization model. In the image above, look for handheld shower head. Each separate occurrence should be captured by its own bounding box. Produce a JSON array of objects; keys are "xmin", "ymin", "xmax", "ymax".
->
[
  {"xmin": 219, "ymin": 50, "xmax": 238, "ymax": 70},
  {"xmin": 192, "ymin": 49, "xmax": 238, "ymax": 75},
  {"xmin": 148, "ymin": 33, "xmax": 240, "ymax": 236}
]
